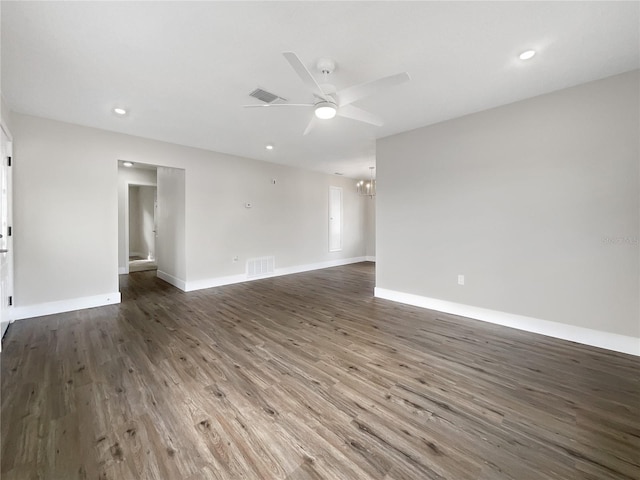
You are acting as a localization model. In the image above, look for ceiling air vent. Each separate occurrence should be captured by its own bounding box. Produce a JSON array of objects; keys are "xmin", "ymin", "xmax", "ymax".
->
[{"xmin": 249, "ymin": 88, "xmax": 285, "ymax": 104}]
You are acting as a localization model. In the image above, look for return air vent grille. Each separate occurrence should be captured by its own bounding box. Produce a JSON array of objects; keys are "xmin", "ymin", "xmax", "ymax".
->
[
  {"xmin": 247, "ymin": 256, "xmax": 275, "ymax": 278},
  {"xmin": 249, "ymin": 88, "xmax": 285, "ymax": 104}
]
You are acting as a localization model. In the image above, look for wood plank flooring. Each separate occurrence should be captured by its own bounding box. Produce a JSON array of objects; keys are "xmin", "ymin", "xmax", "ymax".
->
[{"xmin": 1, "ymin": 262, "xmax": 639, "ymax": 479}]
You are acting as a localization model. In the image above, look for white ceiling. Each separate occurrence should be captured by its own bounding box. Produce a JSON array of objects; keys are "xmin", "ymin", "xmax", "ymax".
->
[{"xmin": 2, "ymin": 1, "xmax": 639, "ymax": 179}]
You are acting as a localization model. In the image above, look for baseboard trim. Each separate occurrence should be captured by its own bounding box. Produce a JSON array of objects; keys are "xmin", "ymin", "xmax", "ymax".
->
[
  {"xmin": 185, "ymin": 256, "xmax": 368, "ymax": 292},
  {"xmin": 118, "ymin": 266, "xmax": 127, "ymax": 275},
  {"xmin": 185, "ymin": 273, "xmax": 248, "ymax": 292},
  {"xmin": 365, "ymin": 256, "xmax": 376, "ymax": 262},
  {"xmin": 374, "ymin": 287, "xmax": 639, "ymax": 356},
  {"xmin": 157, "ymin": 270, "xmax": 187, "ymax": 291},
  {"xmin": 9, "ymin": 292, "xmax": 122, "ymax": 321}
]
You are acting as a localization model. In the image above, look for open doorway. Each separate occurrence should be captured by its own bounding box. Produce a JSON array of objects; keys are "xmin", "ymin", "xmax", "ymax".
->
[
  {"xmin": 128, "ymin": 184, "xmax": 157, "ymax": 272},
  {"xmin": 118, "ymin": 161, "xmax": 186, "ymax": 292},
  {"xmin": 118, "ymin": 161, "xmax": 157, "ymax": 275}
]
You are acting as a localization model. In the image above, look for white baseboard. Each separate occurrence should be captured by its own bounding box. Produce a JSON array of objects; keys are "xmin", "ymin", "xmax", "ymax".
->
[
  {"xmin": 374, "ymin": 287, "xmax": 639, "ymax": 357},
  {"xmin": 185, "ymin": 273, "xmax": 247, "ymax": 292},
  {"xmin": 184, "ymin": 256, "xmax": 368, "ymax": 292},
  {"xmin": 118, "ymin": 266, "xmax": 127, "ymax": 275},
  {"xmin": 157, "ymin": 270, "xmax": 187, "ymax": 291},
  {"xmin": 365, "ymin": 256, "xmax": 376, "ymax": 262},
  {"xmin": 9, "ymin": 292, "xmax": 121, "ymax": 321}
]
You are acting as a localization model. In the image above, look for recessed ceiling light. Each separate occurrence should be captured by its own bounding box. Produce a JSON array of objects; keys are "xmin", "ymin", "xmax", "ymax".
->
[
  {"xmin": 519, "ymin": 50, "xmax": 536, "ymax": 60},
  {"xmin": 122, "ymin": 161, "xmax": 134, "ymax": 167},
  {"xmin": 265, "ymin": 144, "xmax": 274, "ymax": 150},
  {"xmin": 113, "ymin": 107, "xmax": 127, "ymax": 115}
]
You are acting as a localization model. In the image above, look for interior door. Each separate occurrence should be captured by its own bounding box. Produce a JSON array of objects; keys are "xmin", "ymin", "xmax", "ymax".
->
[
  {"xmin": 329, "ymin": 186, "xmax": 343, "ymax": 252},
  {"xmin": 0, "ymin": 126, "xmax": 13, "ymax": 343}
]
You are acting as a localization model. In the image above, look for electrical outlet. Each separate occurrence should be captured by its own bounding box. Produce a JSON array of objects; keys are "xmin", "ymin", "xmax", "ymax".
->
[{"xmin": 458, "ymin": 274, "xmax": 465, "ymax": 286}]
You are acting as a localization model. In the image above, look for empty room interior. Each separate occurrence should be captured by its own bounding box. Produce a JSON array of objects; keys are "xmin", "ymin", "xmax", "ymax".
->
[{"xmin": 1, "ymin": 2, "xmax": 639, "ymax": 479}]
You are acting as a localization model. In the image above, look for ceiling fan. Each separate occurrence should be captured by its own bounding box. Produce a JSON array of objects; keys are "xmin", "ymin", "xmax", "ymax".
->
[{"xmin": 244, "ymin": 52, "xmax": 410, "ymax": 135}]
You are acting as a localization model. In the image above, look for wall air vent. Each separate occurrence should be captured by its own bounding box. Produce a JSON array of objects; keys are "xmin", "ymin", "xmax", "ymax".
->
[
  {"xmin": 249, "ymin": 88, "xmax": 285, "ymax": 104},
  {"xmin": 247, "ymin": 256, "xmax": 275, "ymax": 278}
]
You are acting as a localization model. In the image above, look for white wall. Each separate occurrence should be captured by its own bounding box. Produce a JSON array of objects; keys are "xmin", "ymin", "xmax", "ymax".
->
[
  {"xmin": 12, "ymin": 116, "xmax": 120, "ymax": 310},
  {"xmin": 156, "ymin": 167, "xmax": 186, "ymax": 286},
  {"xmin": 183, "ymin": 154, "xmax": 366, "ymax": 285},
  {"xmin": 117, "ymin": 166, "xmax": 156, "ymax": 272},
  {"xmin": 1, "ymin": 95, "xmax": 13, "ymax": 135},
  {"xmin": 376, "ymin": 71, "xmax": 640, "ymax": 353},
  {"xmin": 11, "ymin": 113, "xmax": 367, "ymax": 316}
]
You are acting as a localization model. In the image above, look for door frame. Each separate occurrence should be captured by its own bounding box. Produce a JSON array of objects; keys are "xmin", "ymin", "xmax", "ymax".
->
[{"xmin": 0, "ymin": 120, "xmax": 14, "ymax": 347}]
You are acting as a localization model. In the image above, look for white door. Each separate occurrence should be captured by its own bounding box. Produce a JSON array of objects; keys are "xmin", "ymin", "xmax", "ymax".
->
[
  {"xmin": 0, "ymin": 126, "xmax": 13, "ymax": 343},
  {"xmin": 329, "ymin": 186, "xmax": 343, "ymax": 252}
]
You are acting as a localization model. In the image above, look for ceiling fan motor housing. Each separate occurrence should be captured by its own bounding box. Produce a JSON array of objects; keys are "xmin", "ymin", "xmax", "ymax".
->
[{"xmin": 317, "ymin": 57, "xmax": 336, "ymax": 75}]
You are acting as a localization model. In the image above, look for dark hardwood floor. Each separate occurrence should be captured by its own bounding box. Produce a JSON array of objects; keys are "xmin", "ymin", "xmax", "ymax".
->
[{"xmin": 1, "ymin": 262, "xmax": 639, "ymax": 479}]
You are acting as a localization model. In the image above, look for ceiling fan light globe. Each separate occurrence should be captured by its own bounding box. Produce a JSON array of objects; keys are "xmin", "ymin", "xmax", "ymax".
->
[{"xmin": 314, "ymin": 102, "xmax": 337, "ymax": 120}]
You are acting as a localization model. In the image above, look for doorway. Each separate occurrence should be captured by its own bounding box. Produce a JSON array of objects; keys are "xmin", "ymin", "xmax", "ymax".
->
[
  {"xmin": 118, "ymin": 161, "xmax": 157, "ymax": 275},
  {"xmin": 128, "ymin": 184, "xmax": 157, "ymax": 273},
  {"xmin": 117, "ymin": 162, "xmax": 186, "ymax": 292}
]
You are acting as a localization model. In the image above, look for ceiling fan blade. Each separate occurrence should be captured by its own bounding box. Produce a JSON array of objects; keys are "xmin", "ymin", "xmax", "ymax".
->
[
  {"xmin": 283, "ymin": 52, "xmax": 329, "ymax": 101},
  {"xmin": 337, "ymin": 72, "xmax": 410, "ymax": 107},
  {"xmin": 337, "ymin": 104, "xmax": 383, "ymax": 127},
  {"xmin": 303, "ymin": 116, "xmax": 317, "ymax": 136},
  {"xmin": 243, "ymin": 103, "xmax": 314, "ymax": 108}
]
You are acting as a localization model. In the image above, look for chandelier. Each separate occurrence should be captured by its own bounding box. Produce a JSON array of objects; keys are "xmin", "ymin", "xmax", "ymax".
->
[{"xmin": 356, "ymin": 166, "xmax": 376, "ymax": 198}]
